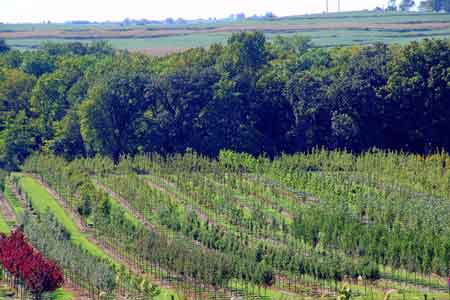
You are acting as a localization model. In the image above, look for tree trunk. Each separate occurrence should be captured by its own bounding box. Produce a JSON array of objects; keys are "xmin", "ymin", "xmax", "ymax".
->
[{"xmin": 32, "ymin": 292, "xmax": 42, "ymax": 300}]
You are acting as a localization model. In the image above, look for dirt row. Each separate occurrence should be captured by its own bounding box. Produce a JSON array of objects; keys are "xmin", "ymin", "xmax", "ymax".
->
[{"xmin": 0, "ymin": 193, "xmax": 16, "ymax": 224}]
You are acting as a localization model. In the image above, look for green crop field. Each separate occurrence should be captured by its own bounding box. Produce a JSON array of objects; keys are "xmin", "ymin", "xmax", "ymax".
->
[
  {"xmin": 10, "ymin": 174, "xmax": 178, "ymax": 300},
  {"xmin": 2, "ymin": 11, "xmax": 450, "ymax": 54},
  {"xmin": 1, "ymin": 150, "xmax": 445, "ymax": 300}
]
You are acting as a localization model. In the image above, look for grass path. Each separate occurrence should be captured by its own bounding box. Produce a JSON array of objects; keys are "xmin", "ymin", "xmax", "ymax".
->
[
  {"xmin": 0, "ymin": 211, "xmax": 9, "ymax": 233},
  {"xmin": 0, "ymin": 180, "xmax": 76, "ymax": 300},
  {"xmin": 16, "ymin": 174, "xmax": 108, "ymax": 260},
  {"xmin": 15, "ymin": 174, "xmax": 178, "ymax": 300}
]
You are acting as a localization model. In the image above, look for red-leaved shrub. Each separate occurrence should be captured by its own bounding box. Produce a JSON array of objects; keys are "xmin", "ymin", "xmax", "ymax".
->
[{"xmin": 0, "ymin": 229, "xmax": 64, "ymax": 300}]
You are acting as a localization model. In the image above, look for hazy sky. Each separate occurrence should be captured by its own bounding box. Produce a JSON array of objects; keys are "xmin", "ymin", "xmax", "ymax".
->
[{"xmin": 1, "ymin": 0, "xmax": 390, "ymax": 23}]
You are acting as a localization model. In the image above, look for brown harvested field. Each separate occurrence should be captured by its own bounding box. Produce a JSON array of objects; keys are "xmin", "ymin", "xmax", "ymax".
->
[{"xmin": 1, "ymin": 21, "xmax": 449, "ymax": 40}]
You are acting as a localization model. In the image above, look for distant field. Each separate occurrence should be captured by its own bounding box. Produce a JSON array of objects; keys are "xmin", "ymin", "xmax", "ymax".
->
[{"xmin": 2, "ymin": 11, "xmax": 450, "ymax": 55}]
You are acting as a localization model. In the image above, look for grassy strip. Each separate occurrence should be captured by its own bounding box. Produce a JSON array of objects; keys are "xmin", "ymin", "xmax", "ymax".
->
[
  {"xmin": 16, "ymin": 174, "xmax": 178, "ymax": 300},
  {"xmin": 0, "ymin": 212, "xmax": 9, "ymax": 233},
  {"xmin": 1, "ymin": 183, "xmax": 74, "ymax": 300},
  {"xmin": 16, "ymin": 175, "xmax": 107, "ymax": 260},
  {"xmin": 49, "ymin": 288, "xmax": 74, "ymax": 300}
]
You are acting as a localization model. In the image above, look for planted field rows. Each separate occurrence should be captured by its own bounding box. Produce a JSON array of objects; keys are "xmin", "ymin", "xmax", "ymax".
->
[
  {"xmin": 6, "ymin": 151, "xmax": 446, "ymax": 300},
  {"xmin": 4, "ymin": 174, "xmax": 171, "ymax": 300}
]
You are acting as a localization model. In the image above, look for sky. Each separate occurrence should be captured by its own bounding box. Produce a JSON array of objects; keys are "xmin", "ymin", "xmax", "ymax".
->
[{"xmin": 1, "ymin": 0, "xmax": 390, "ymax": 23}]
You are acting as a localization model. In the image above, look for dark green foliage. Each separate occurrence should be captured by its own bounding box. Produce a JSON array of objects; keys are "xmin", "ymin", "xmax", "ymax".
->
[
  {"xmin": 400, "ymin": 0, "xmax": 416, "ymax": 11},
  {"xmin": 423, "ymin": 0, "xmax": 450, "ymax": 10},
  {"xmin": 48, "ymin": 110, "xmax": 86, "ymax": 160},
  {"xmin": 0, "ymin": 111, "xmax": 36, "ymax": 171},
  {"xmin": 0, "ymin": 168, "xmax": 7, "ymax": 192},
  {"xmin": 387, "ymin": 0, "xmax": 398, "ymax": 10},
  {"xmin": 255, "ymin": 261, "xmax": 274, "ymax": 286},
  {"xmin": 0, "ymin": 36, "xmax": 450, "ymax": 167},
  {"xmin": 20, "ymin": 51, "xmax": 55, "ymax": 77},
  {"xmin": 80, "ymin": 55, "xmax": 154, "ymax": 161},
  {"xmin": 0, "ymin": 40, "xmax": 10, "ymax": 53}
]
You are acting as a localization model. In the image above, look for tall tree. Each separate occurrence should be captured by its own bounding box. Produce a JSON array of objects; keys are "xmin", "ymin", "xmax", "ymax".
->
[
  {"xmin": 399, "ymin": 0, "xmax": 416, "ymax": 10},
  {"xmin": 418, "ymin": 0, "xmax": 433, "ymax": 10},
  {"xmin": 20, "ymin": 51, "xmax": 55, "ymax": 77},
  {"xmin": 0, "ymin": 68, "xmax": 35, "ymax": 130},
  {"xmin": 0, "ymin": 40, "xmax": 9, "ymax": 53},
  {"xmin": 387, "ymin": 0, "xmax": 398, "ymax": 10},
  {"xmin": 48, "ymin": 110, "xmax": 86, "ymax": 160},
  {"xmin": 0, "ymin": 111, "xmax": 36, "ymax": 170},
  {"xmin": 80, "ymin": 55, "xmax": 153, "ymax": 161},
  {"xmin": 30, "ymin": 56, "xmax": 90, "ymax": 139},
  {"xmin": 328, "ymin": 43, "xmax": 390, "ymax": 151},
  {"xmin": 286, "ymin": 71, "xmax": 332, "ymax": 151},
  {"xmin": 432, "ymin": 0, "xmax": 443, "ymax": 10},
  {"xmin": 217, "ymin": 32, "xmax": 269, "ymax": 76}
]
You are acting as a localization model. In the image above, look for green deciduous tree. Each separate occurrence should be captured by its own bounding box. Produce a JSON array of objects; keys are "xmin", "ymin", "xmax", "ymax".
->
[
  {"xmin": 80, "ymin": 55, "xmax": 154, "ymax": 161},
  {"xmin": 0, "ymin": 68, "xmax": 35, "ymax": 130},
  {"xmin": 399, "ymin": 0, "xmax": 416, "ymax": 10},
  {"xmin": 0, "ymin": 40, "xmax": 10, "ymax": 53},
  {"xmin": 20, "ymin": 51, "xmax": 55, "ymax": 77},
  {"xmin": 0, "ymin": 111, "xmax": 36, "ymax": 170},
  {"xmin": 48, "ymin": 110, "xmax": 85, "ymax": 160}
]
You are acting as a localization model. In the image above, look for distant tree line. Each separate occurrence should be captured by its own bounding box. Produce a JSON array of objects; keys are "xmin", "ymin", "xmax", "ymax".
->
[
  {"xmin": 419, "ymin": 0, "xmax": 450, "ymax": 11},
  {"xmin": 0, "ymin": 34, "xmax": 450, "ymax": 169},
  {"xmin": 388, "ymin": 0, "xmax": 450, "ymax": 11}
]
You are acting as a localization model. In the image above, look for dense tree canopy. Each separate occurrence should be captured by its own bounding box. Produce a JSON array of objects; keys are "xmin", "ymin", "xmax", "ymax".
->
[
  {"xmin": 1, "ymin": 35, "xmax": 450, "ymax": 169},
  {"xmin": 0, "ymin": 40, "xmax": 9, "ymax": 54},
  {"xmin": 415, "ymin": 0, "xmax": 450, "ymax": 10}
]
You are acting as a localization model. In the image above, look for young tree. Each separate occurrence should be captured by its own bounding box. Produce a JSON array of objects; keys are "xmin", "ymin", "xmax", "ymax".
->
[
  {"xmin": 255, "ymin": 261, "xmax": 275, "ymax": 287},
  {"xmin": 337, "ymin": 285, "xmax": 352, "ymax": 300}
]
